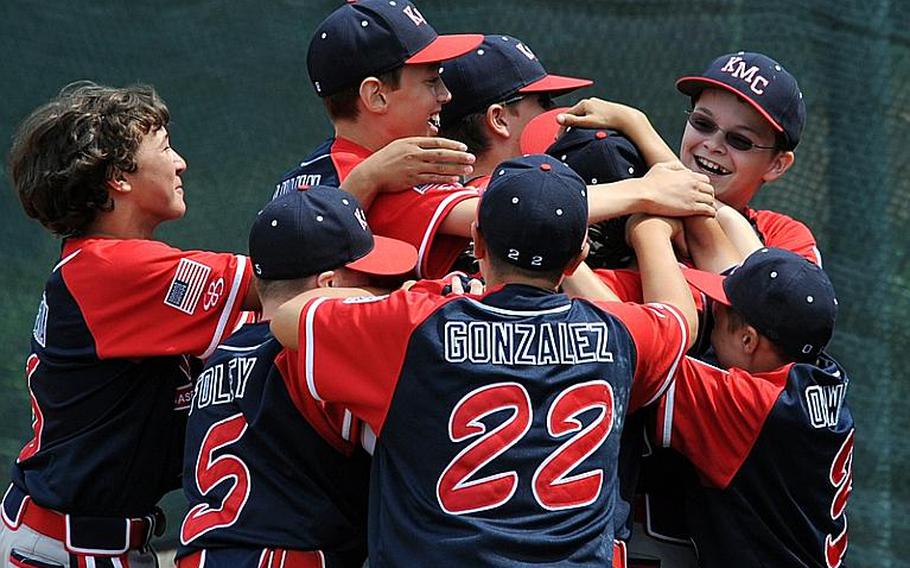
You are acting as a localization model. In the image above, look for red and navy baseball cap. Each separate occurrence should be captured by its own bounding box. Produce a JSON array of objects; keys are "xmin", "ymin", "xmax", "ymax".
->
[
  {"xmin": 519, "ymin": 109, "xmax": 646, "ymax": 269},
  {"xmin": 676, "ymin": 52, "xmax": 806, "ymax": 150},
  {"xmin": 307, "ymin": 0, "xmax": 482, "ymax": 97},
  {"xmin": 683, "ymin": 248, "xmax": 837, "ymax": 362},
  {"xmin": 439, "ymin": 35, "xmax": 593, "ymax": 126},
  {"xmin": 250, "ymin": 186, "xmax": 417, "ymax": 279},
  {"xmin": 478, "ymin": 154, "xmax": 589, "ymax": 272}
]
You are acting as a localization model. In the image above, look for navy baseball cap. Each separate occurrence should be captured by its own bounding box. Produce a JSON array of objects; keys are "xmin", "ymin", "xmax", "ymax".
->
[
  {"xmin": 250, "ymin": 186, "xmax": 418, "ymax": 279},
  {"xmin": 440, "ymin": 35, "xmax": 593, "ymax": 126},
  {"xmin": 478, "ymin": 155, "xmax": 589, "ymax": 272},
  {"xmin": 307, "ymin": 0, "xmax": 482, "ymax": 97},
  {"xmin": 683, "ymin": 248, "xmax": 837, "ymax": 362},
  {"xmin": 676, "ymin": 52, "xmax": 806, "ymax": 150}
]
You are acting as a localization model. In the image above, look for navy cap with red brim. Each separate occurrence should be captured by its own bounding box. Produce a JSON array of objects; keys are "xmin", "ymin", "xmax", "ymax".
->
[
  {"xmin": 347, "ymin": 235, "xmax": 418, "ymax": 276},
  {"xmin": 676, "ymin": 76, "xmax": 785, "ymax": 134},
  {"xmin": 682, "ymin": 267, "xmax": 732, "ymax": 306},
  {"xmin": 519, "ymin": 74, "xmax": 593, "ymax": 95},
  {"xmin": 406, "ymin": 34, "xmax": 484, "ymax": 64}
]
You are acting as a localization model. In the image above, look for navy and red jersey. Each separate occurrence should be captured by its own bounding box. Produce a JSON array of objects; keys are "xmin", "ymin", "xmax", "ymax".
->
[
  {"xmin": 177, "ymin": 322, "xmax": 369, "ymax": 567},
  {"xmin": 10, "ymin": 237, "xmax": 251, "ymax": 518},
  {"xmin": 746, "ymin": 207, "xmax": 821, "ymax": 266},
  {"xmin": 292, "ymin": 282, "xmax": 689, "ymax": 566},
  {"xmin": 654, "ymin": 354, "xmax": 853, "ymax": 567},
  {"xmin": 276, "ymin": 137, "xmax": 480, "ymax": 279}
]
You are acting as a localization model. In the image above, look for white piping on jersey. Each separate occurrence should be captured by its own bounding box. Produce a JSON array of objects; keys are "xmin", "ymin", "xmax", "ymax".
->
[
  {"xmin": 415, "ymin": 189, "xmax": 478, "ymax": 278},
  {"xmin": 202, "ymin": 255, "xmax": 248, "ymax": 359},
  {"xmin": 640, "ymin": 302, "xmax": 689, "ymax": 408},
  {"xmin": 661, "ymin": 381, "xmax": 676, "ymax": 448},
  {"xmin": 644, "ymin": 493, "xmax": 693, "ymax": 545},
  {"xmin": 217, "ymin": 341, "xmax": 270, "ymax": 353},
  {"xmin": 304, "ymin": 297, "xmax": 332, "ymax": 402},
  {"xmin": 53, "ymin": 248, "xmax": 82, "ymax": 272},
  {"xmin": 465, "ymin": 298, "xmax": 572, "ymax": 317},
  {"xmin": 812, "ymin": 245, "xmax": 823, "ymax": 267},
  {"xmin": 342, "ymin": 410, "xmax": 353, "ymax": 441},
  {"xmin": 299, "ymin": 153, "xmax": 330, "ymax": 168},
  {"xmin": 361, "ymin": 424, "xmax": 377, "ymax": 455}
]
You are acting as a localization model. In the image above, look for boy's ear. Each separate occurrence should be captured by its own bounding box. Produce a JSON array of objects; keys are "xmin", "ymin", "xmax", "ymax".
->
[
  {"xmin": 315, "ymin": 270, "xmax": 337, "ymax": 288},
  {"xmin": 359, "ymin": 77, "xmax": 389, "ymax": 114},
  {"xmin": 485, "ymin": 104, "xmax": 512, "ymax": 140},
  {"xmin": 471, "ymin": 221, "xmax": 487, "ymax": 260},
  {"xmin": 761, "ymin": 150, "xmax": 795, "ymax": 183},
  {"xmin": 563, "ymin": 239, "xmax": 590, "ymax": 277}
]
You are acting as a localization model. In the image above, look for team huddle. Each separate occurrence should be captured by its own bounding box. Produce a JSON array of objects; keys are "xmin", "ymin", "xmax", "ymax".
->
[{"xmin": 0, "ymin": 1, "xmax": 854, "ymax": 567}]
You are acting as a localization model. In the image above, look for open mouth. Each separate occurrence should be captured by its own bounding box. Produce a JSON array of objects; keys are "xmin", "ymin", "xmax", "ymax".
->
[
  {"xmin": 428, "ymin": 113, "xmax": 440, "ymax": 132},
  {"xmin": 694, "ymin": 155, "xmax": 731, "ymax": 176}
]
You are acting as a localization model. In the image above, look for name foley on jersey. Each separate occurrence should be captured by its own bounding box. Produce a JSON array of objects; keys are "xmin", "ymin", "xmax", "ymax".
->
[{"xmin": 444, "ymin": 321, "xmax": 614, "ymax": 366}]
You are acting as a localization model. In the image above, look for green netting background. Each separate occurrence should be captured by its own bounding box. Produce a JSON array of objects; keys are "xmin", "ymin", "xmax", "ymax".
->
[{"xmin": 0, "ymin": 0, "xmax": 906, "ymax": 564}]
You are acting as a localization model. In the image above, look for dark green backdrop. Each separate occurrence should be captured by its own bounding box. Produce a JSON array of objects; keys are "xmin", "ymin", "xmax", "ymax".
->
[{"xmin": 1, "ymin": 1, "xmax": 906, "ymax": 564}]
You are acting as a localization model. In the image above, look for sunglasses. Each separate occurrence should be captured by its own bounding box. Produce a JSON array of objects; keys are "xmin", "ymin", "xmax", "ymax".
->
[
  {"xmin": 502, "ymin": 93, "xmax": 557, "ymax": 111},
  {"xmin": 685, "ymin": 110, "xmax": 778, "ymax": 152}
]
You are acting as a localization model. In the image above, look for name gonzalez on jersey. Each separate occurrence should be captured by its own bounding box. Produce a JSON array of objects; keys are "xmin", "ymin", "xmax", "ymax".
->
[{"xmin": 444, "ymin": 321, "xmax": 614, "ymax": 366}]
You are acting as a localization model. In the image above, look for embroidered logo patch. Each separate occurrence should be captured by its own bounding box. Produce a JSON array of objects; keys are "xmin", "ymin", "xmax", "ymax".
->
[{"xmin": 165, "ymin": 259, "xmax": 212, "ymax": 315}]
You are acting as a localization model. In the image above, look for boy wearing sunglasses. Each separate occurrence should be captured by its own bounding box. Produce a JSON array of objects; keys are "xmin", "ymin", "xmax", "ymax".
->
[{"xmin": 561, "ymin": 52, "xmax": 820, "ymax": 267}]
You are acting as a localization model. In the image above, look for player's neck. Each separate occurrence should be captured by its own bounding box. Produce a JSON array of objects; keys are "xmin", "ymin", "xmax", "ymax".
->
[
  {"xmin": 84, "ymin": 209, "xmax": 160, "ymax": 240},
  {"xmin": 472, "ymin": 140, "xmax": 521, "ymax": 181},
  {"xmin": 333, "ymin": 120, "xmax": 389, "ymax": 153}
]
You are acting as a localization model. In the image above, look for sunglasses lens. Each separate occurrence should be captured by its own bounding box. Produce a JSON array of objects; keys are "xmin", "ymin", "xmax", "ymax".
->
[
  {"xmin": 726, "ymin": 133, "xmax": 756, "ymax": 151},
  {"xmin": 688, "ymin": 114, "xmax": 716, "ymax": 134}
]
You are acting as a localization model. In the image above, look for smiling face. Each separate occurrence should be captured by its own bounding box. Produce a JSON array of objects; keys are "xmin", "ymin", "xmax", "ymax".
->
[
  {"xmin": 679, "ymin": 88, "xmax": 794, "ymax": 210},
  {"xmin": 121, "ymin": 127, "xmax": 188, "ymax": 230},
  {"xmin": 384, "ymin": 62, "xmax": 452, "ymax": 138}
]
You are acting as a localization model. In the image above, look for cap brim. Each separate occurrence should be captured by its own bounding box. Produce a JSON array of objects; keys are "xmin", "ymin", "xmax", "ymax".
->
[
  {"xmin": 519, "ymin": 74, "xmax": 594, "ymax": 95},
  {"xmin": 682, "ymin": 267, "xmax": 731, "ymax": 306},
  {"xmin": 407, "ymin": 34, "xmax": 484, "ymax": 64},
  {"xmin": 675, "ymin": 76, "xmax": 784, "ymax": 133},
  {"xmin": 519, "ymin": 107, "xmax": 570, "ymax": 154},
  {"xmin": 346, "ymin": 235, "xmax": 418, "ymax": 276}
]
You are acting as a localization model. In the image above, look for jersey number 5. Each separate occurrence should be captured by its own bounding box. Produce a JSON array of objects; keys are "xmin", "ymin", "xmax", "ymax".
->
[
  {"xmin": 436, "ymin": 381, "xmax": 614, "ymax": 515},
  {"xmin": 180, "ymin": 413, "xmax": 251, "ymax": 544}
]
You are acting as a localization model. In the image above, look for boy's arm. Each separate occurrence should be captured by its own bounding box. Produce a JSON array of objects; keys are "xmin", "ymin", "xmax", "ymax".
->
[
  {"xmin": 557, "ymin": 98, "xmax": 680, "ymax": 166},
  {"xmin": 714, "ymin": 202, "xmax": 765, "ymax": 260},
  {"xmin": 683, "ymin": 214, "xmax": 744, "ymax": 274},
  {"xmin": 271, "ymin": 287, "xmax": 372, "ymax": 349},
  {"xmin": 341, "ymin": 137, "xmax": 476, "ymax": 208},
  {"xmin": 627, "ymin": 215, "xmax": 698, "ymax": 348},
  {"xmin": 586, "ymin": 162, "xmax": 715, "ymax": 223},
  {"xmin": 561, "ymin": 261, "xmax": 621, "ymax": 301}
]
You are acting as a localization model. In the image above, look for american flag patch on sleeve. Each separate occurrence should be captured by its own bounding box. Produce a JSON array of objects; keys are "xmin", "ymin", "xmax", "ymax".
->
[{"xmin": 164, "ymin": 258, "xmax": 212, "ymax": 315}]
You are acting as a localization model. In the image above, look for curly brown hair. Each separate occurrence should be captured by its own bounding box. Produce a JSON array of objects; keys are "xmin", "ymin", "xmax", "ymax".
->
[{"xmin": 8, "ymin": 82, "xmax": 170, "ymax": 236}]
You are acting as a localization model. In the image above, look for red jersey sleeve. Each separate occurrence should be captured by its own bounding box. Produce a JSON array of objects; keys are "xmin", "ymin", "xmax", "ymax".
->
[
  {"xmin": 595, "ymin": 301, "xmax": 689, "ymax": 411},
  {"xmin": 368, "ymin": 184, "xmax": 480, "ymax": 279},
  {"xmin": 295, "ymin": 290, "xmax": 453, "ymax": 435},
  {"xmin": 593, "ymin": 268, "xmax": 708, "ymax": 312},
  {"xmin": 275, "ymin": 348, "xmax": 360, "ymax": 456},
  {"xmin": 61, "ymin": 238, "xmax": 252, "ymax": 359},
  {"xmin": 748, "ymin": 208, "xmax": 822, "ymax": 266},
  {"xmin": 654, "ymin": 357, "xmax": 790, "ymax": 488}
]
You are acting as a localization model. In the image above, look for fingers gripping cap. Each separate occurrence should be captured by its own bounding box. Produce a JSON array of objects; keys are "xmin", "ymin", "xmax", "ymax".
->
[
  {"xmin": 676, "ymin": 51, "xmax": 806, "ymax": 149},
  {"xmin": 307, "ymin": 0, "xmax": 482, "ymax": 97},
  {"xmin": 479, "ymin": 155, "xmax": 589, "ymax": 272},
  {"xmin": 250, "ymin": 186, "xmax": 417, "ymax": 279},
  {"xmin": 439, "ymin": 35, "xmax": 592, "ymax": 126},
  {"xmin": 684, "ymin": 248, "xmax": 837, "ymax": 361}
]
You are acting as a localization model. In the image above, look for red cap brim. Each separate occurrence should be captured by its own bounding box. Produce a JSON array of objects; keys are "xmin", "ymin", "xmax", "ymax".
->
[
  {"xmin": 407, "ymin": 34, "xmax": 484, "ymax": 64},
  {"xmin": 519, "ymin": 74, "xmax": 594, "ymax": 94},
  {"xmin": 347, "ymin": 235, "xmax": 418, "ymax": 276},
  {"xmin": 682, "ymin": 267, "xmax": 731, "ymax": 306},
  {"xmin": 519, "ymin": 107, "xmax": 570, "ymax": 155},
  {"xmin": 675, "ymin": 76, "xmax": 784, "ymax": 133}
]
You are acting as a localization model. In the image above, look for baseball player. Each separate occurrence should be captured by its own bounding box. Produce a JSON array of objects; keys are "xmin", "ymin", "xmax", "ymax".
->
[
  {"xmin": 275, "ymin": 0, "xmax": 484, "ymax": 279},
  {"xmin": 269, "ymin": 154, "xmax": 698, "ymax": 566},
  {"xmin": 559, "ymin": 51, "xmax": 821, "ymax": 266},
  {"xmin": 1, "ymin": 83, "xmax": 257, "ymax": 567},
  {"xmin": 669, "ymin": 235, "xmax": 853, "ymax": 566},
  {"xmin": 176, "ymin": 187, "xmax": 418, "ymax": 568}
]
